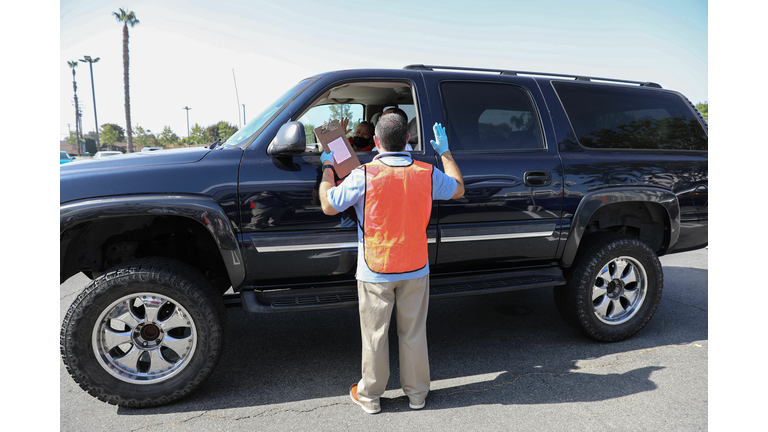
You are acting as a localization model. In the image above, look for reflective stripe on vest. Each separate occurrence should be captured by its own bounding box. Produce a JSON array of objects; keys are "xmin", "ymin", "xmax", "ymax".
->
[{"xmin": 362, "ymin": 159, "xmax": 433, "ymax": 274}]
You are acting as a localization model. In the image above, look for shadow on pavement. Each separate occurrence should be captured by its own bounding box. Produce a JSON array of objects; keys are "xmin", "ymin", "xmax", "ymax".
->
[{"xmin": 112, "ymin": 264, "xmax": 706, "ymax": 415}]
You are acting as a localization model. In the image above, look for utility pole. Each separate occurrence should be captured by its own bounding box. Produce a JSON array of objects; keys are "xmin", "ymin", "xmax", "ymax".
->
[
  {"xmin": 80, "ymin": 56, "xmax": 101, "ymax": 150},
  {"xmin": 183, "ymin": 106, "xmax": 192, "ymax": 146},
  {"xmin": 77, "ymin": 105, "xmax": 84, "ymax": 155}
]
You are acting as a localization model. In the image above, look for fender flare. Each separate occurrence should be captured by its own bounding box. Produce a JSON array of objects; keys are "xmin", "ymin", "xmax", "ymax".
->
[
  {"xmin": 560, "ymin": 187, "xmax": 680, "ymax": 268},
  {"xmin": 60, "ymin": 195, "xmax": 245, "ymax": 289}
]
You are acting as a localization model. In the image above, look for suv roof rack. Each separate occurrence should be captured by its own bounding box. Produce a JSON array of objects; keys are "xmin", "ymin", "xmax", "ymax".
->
[{"xmin": 403, "ymin": 64, "xmax": 662, "ymax": 88}]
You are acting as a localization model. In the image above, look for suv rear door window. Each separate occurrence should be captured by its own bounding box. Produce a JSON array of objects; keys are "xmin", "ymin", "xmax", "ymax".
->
[
  {"xmin": 553, "ymin": 82, "xmax": 707, "ymax": 151},
  {"xmin": 440, "ymin": 82, "xmax": 544, "ymax": 151}
]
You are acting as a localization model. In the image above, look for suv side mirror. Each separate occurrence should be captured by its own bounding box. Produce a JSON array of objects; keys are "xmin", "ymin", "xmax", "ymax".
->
[{"xmin": 267, "ymin": 122, "xmax": 306, "ymax": 157}]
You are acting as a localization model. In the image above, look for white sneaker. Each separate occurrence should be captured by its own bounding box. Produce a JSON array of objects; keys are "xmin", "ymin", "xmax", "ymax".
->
[
  {"xmin": 409, "ymin": 400, "xmax": 425, "ymax": 410},
  {"xmin": 350, "ymin": 384, "xmax": 380, "ymax": 414}
]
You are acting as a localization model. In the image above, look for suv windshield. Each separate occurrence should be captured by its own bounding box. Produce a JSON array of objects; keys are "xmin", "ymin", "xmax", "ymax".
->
[{"xmin": 223, "ymin": 78, "xmax": 315, "ymax": 149}]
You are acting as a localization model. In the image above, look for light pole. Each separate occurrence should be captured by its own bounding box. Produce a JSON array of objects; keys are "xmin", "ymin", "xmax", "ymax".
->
[
  {"xmin": 80, "ymin": 56, "xmax": 101, "ymax": 150},
  {"xmin": 242, "ymin": 104, "xmax": 246, "ymax": 125},
  {"xmin": 183, "ymin": 106, "xmax": 192, "ymax": 146}
]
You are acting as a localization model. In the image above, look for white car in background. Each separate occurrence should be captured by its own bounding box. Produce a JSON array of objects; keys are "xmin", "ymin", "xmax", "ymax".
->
[{"xmin": 93, "ymin": 151, "xmax": 122, "ymax": 159}]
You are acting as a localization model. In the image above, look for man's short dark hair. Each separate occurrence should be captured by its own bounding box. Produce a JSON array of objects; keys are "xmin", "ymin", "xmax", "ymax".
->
[{"xmin": 375, "ymin": 113, "xmax": 408, "ymax": 152}]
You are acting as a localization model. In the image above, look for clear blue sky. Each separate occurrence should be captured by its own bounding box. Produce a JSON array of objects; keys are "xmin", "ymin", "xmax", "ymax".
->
[{"xmin": 59, "ymin": 0, "xmax": 708, "ymax": 142}]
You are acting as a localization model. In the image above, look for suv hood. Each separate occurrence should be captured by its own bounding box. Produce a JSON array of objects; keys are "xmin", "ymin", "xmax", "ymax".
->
[
  {"xmin": 61, "ymin": 147, "xmax": 210, "ymax": 173},
  {"xmin": 60, "ymin": 147, "xmax": 224, "ymax": 205}
]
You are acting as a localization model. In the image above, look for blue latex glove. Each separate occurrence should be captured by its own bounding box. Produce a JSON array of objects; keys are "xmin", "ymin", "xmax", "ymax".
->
[
  {"xmin": 320, "ymin": 149, "xmax": 334, "ymax": 166},
  {"xmin": 430, "ymin": 123, "xmax": 450, "ymax": 155}
]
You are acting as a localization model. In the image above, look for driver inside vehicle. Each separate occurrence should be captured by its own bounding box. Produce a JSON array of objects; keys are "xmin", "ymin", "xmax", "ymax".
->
[{"xmin": 339, "ymin": 118, "xmax": 375, "ymax": 151}]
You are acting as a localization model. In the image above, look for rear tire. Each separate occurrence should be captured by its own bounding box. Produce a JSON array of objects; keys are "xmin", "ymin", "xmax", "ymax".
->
[
  {"xmin": 60, "ymin": 258, "xmax": 226, "ymax": 407},
  {"xmin": 554, "ymin": 233, "xmax": 663, "ymax": 342}
]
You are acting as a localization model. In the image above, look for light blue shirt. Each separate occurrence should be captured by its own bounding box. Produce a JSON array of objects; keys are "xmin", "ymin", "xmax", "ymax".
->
[{"xmin": 327, "ymin": 152, "xmax": 457, "ymax": 283}]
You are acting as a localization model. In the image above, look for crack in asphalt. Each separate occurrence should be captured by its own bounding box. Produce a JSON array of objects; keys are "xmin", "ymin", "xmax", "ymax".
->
[
  {"xmin": 220, "ymin": 402, "xmax": 350, "ymax": 420},
  {"xmin": 128, "ymin": 412, "xmax": 207, "ymax": 431},
  {"xmin": 126, "ymin": 403, "xmax": 350, "ymax": 430}
]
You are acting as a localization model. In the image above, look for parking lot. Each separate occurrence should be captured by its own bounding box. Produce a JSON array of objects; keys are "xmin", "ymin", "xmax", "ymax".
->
[{"xmin": 59, "ymin": 249, "xmax": 707, "ymax": 431}]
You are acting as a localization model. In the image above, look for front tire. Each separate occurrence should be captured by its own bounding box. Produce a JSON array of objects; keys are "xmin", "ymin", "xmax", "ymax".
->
[
  {"xmin": 554, "ymin": 233, "xmax": 663, "ymax": 342},
  {"xmin": 60, "ymin": 258, "xmax": 227, "ymax": 407}
]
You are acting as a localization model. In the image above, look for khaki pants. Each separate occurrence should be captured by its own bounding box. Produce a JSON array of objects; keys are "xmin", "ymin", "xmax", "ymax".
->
[{"xmin": 355, "ymin": 275, "xmax": 430, "ymax": 411}]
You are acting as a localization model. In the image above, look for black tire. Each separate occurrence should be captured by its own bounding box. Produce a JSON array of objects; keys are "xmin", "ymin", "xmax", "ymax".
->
[
  {"xmin": 553, "ymin": 233, "xmax": 663, "ymax": 342},
  {"xmin": 60, "ymin": 258, "xmax": 227, "ymax": 407}
]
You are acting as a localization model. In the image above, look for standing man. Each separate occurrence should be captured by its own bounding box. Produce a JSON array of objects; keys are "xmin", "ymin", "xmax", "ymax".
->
[{"xmin": 319, "ymin": 114, "xmax": 464, "ymax": 414}]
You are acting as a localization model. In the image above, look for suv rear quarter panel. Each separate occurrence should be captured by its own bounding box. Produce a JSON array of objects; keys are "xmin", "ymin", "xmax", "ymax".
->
[{"xmin": 537, "ymin": 79, "xmax": 708, "ymax": 255}]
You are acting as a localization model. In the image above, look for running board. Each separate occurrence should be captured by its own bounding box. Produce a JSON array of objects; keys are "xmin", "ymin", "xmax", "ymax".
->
[{"xmin": 240, "ymin": 267, "xmax": 565, "ymax": 313}]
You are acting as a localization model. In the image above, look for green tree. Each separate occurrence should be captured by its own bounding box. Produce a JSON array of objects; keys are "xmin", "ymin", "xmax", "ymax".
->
[
  {"xmin": 101, "ymin": 123, "xmax": 125, "ymax": 142},
  {"xmin": 696, "ymin": 102, "xmax": 708, "ymax": 122},
  {"xmin": 134, "ymin": 124, "xmax": 159, "ymax": 148},
  {"xmin": 113, "ymin": 8, "xmax": 140, "ymax": 152},
  {"xmin": 189, "ymin": 123, "xmax": 206, "ymax": 146},
  {"xmin": 158, "ymin": 125, "xmax": 179, "ymax": 147},
  {"xmin": 217, "ymin": 121, "xmax": 238, "ymax": 141},
  {"xmin": 328, "ymin": 104, "xmax": 360, "ymax": 132},
  {"xmin": 100, "ymin": 124, "xmax": 120, "ymax": 148},
  {"xmin": 304, "ymin": 123, "xmax": 317, "ymax": 144},
  {"xmin": 329, "ymin": 104, "xmax": 353, "ymax": 121},
  {"xmin": 66, "ymin": 131, "xmax": 79, "ymax": 147},
  {"xmin": 204, "ymin": 124, "xmax": 220, "ymax": 143},
  {"xmin": 204, "ymin": 121, "xmax": 239, "ymax": 143}
]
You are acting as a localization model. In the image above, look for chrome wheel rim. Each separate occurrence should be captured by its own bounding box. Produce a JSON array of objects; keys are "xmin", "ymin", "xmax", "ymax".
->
[
  {"xmin": 92, "ymin": 292, "xmax": 197, "ymax": 384},
  {"xmin": 592, "ymin": 256, "xmax": 648, "ymax": 325}
]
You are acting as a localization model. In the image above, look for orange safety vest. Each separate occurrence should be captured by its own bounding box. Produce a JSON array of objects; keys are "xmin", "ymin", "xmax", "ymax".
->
[{"xmin": 362, "ymin": 158, "xmax": 433, "ymax": 274}]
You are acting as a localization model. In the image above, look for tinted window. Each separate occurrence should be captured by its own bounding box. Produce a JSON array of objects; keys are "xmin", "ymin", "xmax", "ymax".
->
[
  {"xmin": 553, "ymin": 82, "xmax": 707, "ymax": 150},
  {"xmin": 440, "ymin": 82, "xmax": 544, "ymax": 151}
]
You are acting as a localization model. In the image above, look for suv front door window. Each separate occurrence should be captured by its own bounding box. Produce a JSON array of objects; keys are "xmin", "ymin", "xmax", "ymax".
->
[{"xmin": 298, "ymin": 103, "xmax": 364, "ymax": 148}]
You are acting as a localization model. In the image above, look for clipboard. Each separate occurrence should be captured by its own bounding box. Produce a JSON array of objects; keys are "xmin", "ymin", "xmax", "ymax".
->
[{"xmin": 314, "ymin": 120, "xmax": 361, "ymax": 179}]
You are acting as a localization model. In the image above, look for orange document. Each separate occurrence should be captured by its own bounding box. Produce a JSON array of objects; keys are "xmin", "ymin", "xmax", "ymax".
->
[{"xmin": 315, "ymin": 120, "xmax": 361, "ymax": 178}]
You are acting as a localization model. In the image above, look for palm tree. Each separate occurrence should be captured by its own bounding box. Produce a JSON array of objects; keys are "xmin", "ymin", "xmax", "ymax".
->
[
  {"xmin": 113, "ymin": 8, "xmax": 140, "ymax": 153},
  {"xmin": 68, "ymin": 60, "xmax": 82, "ymax": 155}
]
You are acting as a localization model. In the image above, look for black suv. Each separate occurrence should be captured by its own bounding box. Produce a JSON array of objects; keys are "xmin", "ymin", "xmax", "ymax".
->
[{"xmin": 60, "ymin": 65, "xmax": 708, "ymax": 407}]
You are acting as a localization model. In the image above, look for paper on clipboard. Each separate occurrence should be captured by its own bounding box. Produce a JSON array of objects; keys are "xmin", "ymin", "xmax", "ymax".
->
[{"xmin": 328, "ymin": 137, "xmax": 352, "ymax": 164}]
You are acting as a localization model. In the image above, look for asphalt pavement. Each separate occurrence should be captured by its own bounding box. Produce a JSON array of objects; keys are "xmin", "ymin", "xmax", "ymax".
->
[{"xmin": 59, "ymin": 249, "xmax": 708, "ymax": 431}]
